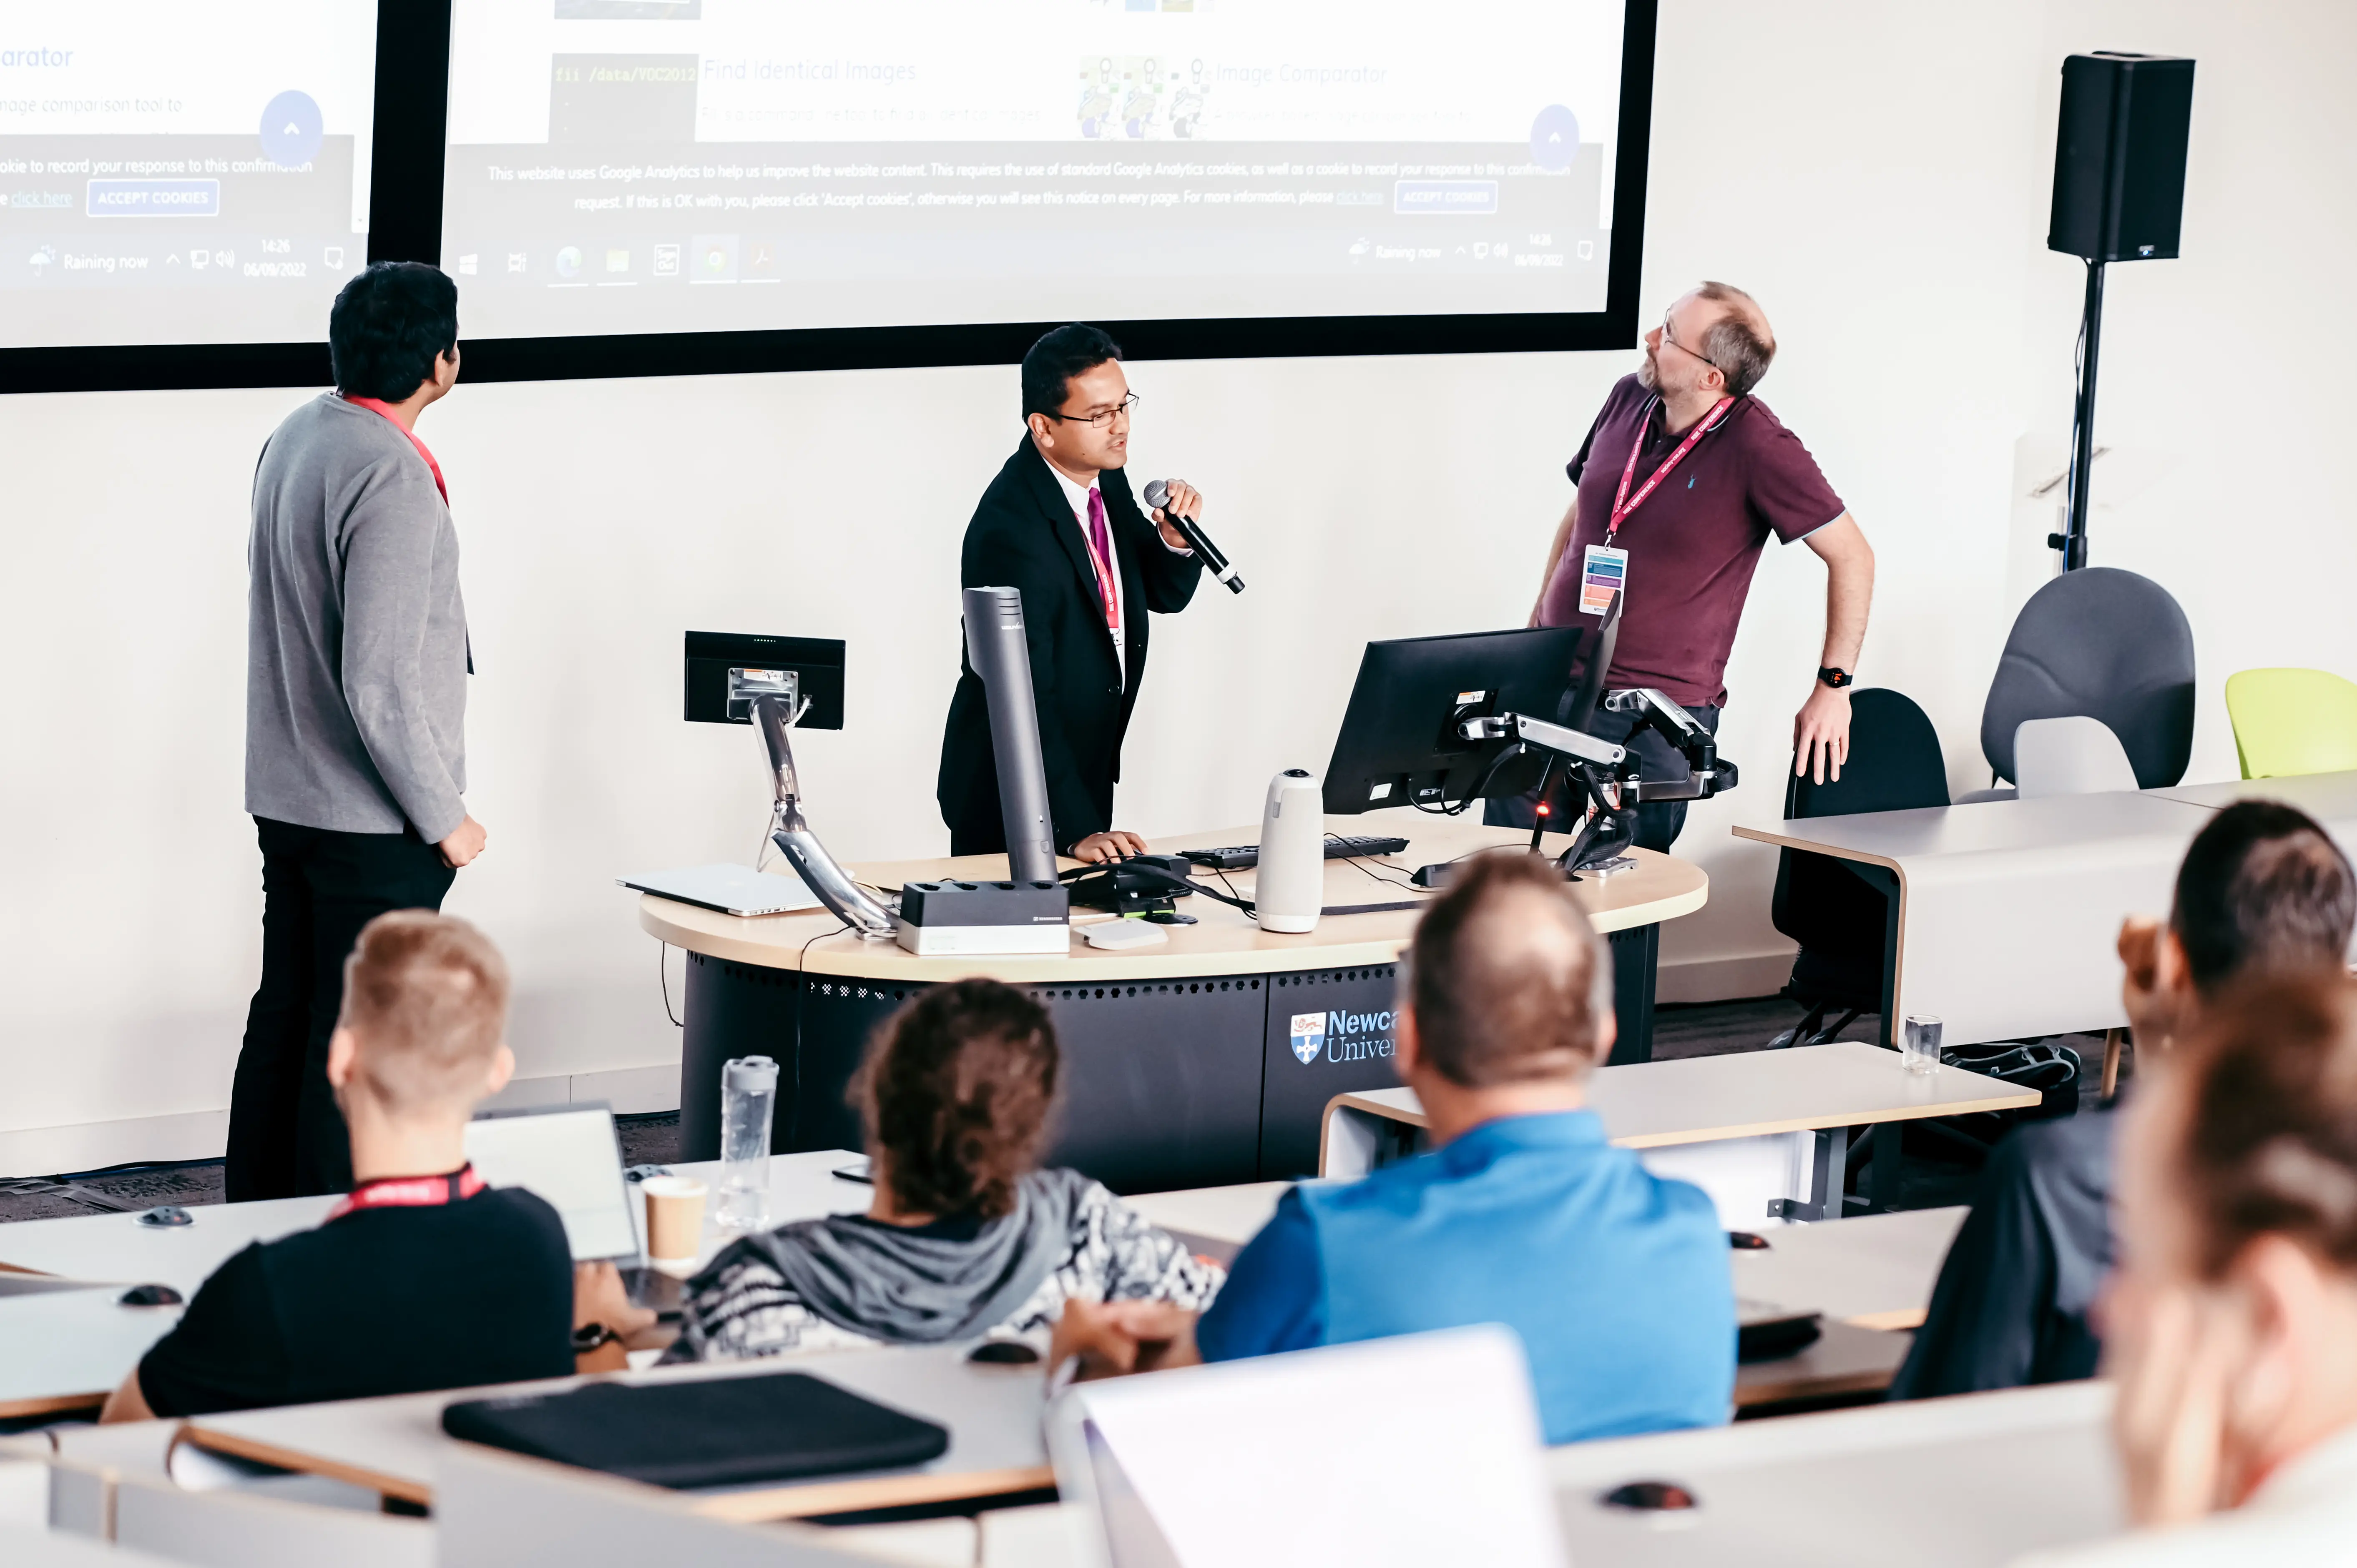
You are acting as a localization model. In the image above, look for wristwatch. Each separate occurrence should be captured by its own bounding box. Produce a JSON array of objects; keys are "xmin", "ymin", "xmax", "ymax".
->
[
  {"xmin": 572, "ymin": 1322, "xmax": 621, "ymax": 1355},
  {"xmin": 1817, "ymin": 667, "xmax": 1853, "ymax": 690}
]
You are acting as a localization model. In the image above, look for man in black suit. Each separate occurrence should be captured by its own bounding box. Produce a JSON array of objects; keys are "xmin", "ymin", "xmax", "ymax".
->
[{"xmin": 939, "ymin": 324, "xmax": 1207, "ymax": 863}]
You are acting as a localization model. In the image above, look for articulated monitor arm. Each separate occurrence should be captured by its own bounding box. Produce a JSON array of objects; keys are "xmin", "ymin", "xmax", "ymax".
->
[
  {"xmin": 1601, "ymin": 688, "xmax": 1741, "ymax": 802},
  {"xmin": 750, "ymin": 692, "xmax": 897, "ymax": 939}
]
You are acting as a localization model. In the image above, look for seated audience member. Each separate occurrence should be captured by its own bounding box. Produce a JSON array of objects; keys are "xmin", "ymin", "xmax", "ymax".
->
[
  {"xmin": 1893, "ymin": 802, "xmax": 2356, "ymax": 1400},
  {"xmin": 2015, "ymin": 971, "xmax": 2357, "ymax": 1564},
  {"xmin": 1055, "ymin": 851, "xmax": 1735, "ymax": 1445},
  {"xmin": 667, "ymin": 978, "xmax": 1221, "ymax": 1362},
  {"xmin": 103, "ymin": 913, "xmax": 575, "ymax": 1421}
]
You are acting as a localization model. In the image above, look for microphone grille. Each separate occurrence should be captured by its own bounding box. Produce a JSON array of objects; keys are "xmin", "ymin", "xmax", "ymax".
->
[{"xmin": 1142, "ymin": 479, "xmax": 1171, "ymax": 508}]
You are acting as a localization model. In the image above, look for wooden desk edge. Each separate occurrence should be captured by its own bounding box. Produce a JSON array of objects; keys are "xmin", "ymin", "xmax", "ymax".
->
[
  {"xmin": 1325, "ymin": 1087, "xmax": 2041, "ymax": 1151},
  {"xmin": 180, "ymin": 1422, "xmax": 1053, "ymax": 1522},
  {"xmin": 179, "ymin": 1422, "xmax": 434, "ymax": 1507},
  {"xmin": 1729, "ymin": 825, "xmax": 1904, "ymax": 875},
  {"xmin": 0, "ymin": 1390, "xmax": 104, "ymax": 1420},
  {"xmin": 1734, "ymin": 1364, "xmax": 1902, "ymax": 1408}
]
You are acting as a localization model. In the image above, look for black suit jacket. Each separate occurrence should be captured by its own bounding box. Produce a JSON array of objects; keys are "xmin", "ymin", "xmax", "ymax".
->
[{"xmin": 938, "ymin": 439, "xmax": 1204, "ymax": 853}]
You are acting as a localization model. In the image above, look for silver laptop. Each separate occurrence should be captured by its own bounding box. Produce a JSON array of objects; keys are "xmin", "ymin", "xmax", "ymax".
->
[
  {"xmin": 617, "ymin": 862, "xmax": 824, "ymax": 917},
  {"xmin": 465, "ymin": 1102, "xmax": 640, "ymax": 1262}
]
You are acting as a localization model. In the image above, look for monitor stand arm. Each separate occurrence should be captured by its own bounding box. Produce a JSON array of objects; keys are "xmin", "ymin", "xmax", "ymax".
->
[
  {"xmin": 749, "ymin": 689, "xmax": 897, "ymax": 939},
  {"xmin": 1456, "ymin": 715, "xmax": 1640, "ymax": 874},
  {"xmin": 1601, "ymin": 688, "xmax": 1741, "ymax": 802}
]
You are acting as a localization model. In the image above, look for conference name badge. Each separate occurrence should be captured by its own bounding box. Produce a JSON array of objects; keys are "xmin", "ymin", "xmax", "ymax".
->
[{"xmin": 1579, "ymin": 543, "xmax": 1628, "ymax": 616}]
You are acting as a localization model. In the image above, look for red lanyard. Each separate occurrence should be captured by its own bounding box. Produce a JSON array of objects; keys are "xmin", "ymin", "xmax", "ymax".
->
[
  {"xmin": 327, "ymin": 1165, "xmax": 485, "ymax": 1222},
  {"xmin": 344, "ymin": 395, "xmax": 451, "ymax": 505},
  {"xmin": 1606, "ymin": 395, "xmax": 1734, "ymax": 544},
  {"xmin": 1082, "ymin": 493, "xmax": 1121, "ymax": 634}
]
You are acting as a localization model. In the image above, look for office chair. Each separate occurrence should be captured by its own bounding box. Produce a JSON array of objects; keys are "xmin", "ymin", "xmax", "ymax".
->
[
  {"xmin": 2224, "ymin": 668, "xmax": 2357, "ymax": 778},
  {"xmin": 1975, "ymin": 567, "xmax": 2196, "ymax": 793},
  {"xmin": 2013, "ymin": 715, "xmax": 2140, "ymax": 798},
  {"xmin": 1767, "ymin": 688, "xmax": 1949, "ymax": 1048}
]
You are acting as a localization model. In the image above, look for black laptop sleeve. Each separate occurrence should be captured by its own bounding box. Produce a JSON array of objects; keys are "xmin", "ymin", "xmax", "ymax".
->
[{"xmin": 440, "ymin": 1371, "xmax": 952, "ymax": 1490}]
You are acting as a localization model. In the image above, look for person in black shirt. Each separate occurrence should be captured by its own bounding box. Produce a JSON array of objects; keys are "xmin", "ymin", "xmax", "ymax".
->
[
  {"xmin": 103, "ymin": 912, "xmax": 575, "ymax": 1420},
  {"xmin": 1891, "ymin": 800, "xmax": 2357, "ymax": 1401}
]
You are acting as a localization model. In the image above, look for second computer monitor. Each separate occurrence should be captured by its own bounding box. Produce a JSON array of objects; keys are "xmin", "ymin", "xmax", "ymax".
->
[{"xmin": 1320, "ymin": 623, "xmax": 1607, "ymax": 817}]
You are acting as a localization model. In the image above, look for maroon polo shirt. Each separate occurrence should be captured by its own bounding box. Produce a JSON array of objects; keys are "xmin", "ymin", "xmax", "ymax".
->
[{"xmin": 1538, "ymin": 373, "xmax": 1845, "ymax": 708}]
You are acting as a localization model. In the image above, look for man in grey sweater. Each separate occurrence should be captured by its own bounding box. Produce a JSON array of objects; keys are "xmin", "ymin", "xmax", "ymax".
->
[{"xmin": 229, "ymin": 261, "xmax": 488, "ymax": 1199}]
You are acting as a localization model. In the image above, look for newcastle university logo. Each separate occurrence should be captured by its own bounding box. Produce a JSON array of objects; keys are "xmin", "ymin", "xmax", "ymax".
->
[
  {"xmin": 1289, "ymin": 1007, "xmax": 1396, "ymax": 1065},
  {"xmin": 1289, "ymin": 1011, "xmax": 1327, "ymax": 1064}
]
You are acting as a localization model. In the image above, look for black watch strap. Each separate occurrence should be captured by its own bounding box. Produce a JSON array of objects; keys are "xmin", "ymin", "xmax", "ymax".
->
[
  {"xmin": 1817, "ymin": 666, "xmax": 1853, "ymax": 689},
  {"xmin": 573, "ymin": 1322, "xmax": 619, "ymax": 1354}
]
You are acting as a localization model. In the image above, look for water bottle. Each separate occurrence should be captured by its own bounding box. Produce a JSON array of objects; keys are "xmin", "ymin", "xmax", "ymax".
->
[{"xmin": 716, "ymin": 1055, "xmax": 779, "ymax": 1232}]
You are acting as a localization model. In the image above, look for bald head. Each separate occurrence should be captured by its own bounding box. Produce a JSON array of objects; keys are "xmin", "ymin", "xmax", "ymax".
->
[{"xmin": 1406, "ymin": 852, "xmax": 1611, "ymax": 1088}]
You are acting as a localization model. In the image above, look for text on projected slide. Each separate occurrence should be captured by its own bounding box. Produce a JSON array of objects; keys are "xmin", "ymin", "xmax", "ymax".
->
[
  {"xmin": 0, "ymin": 1, "xmax": 379, "ymax": 351},
  {"xmin": 444, "ymin": 0, "xmax": 1627, "ymax": 339}
]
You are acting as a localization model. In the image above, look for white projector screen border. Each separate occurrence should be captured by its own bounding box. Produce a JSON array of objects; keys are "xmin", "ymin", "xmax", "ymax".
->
[{"xmin": 0, "ymin": 0, "xmax": 1656, "ymax": 393}]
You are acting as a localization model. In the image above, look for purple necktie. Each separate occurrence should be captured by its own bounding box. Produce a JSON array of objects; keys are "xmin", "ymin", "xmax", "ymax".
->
[{"xmin": 1085, "ymin": 487, "xmax": 1119, "ymax": 632}]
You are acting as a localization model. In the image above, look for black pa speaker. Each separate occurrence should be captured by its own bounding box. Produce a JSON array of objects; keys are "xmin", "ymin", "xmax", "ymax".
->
[{"xmin": 2048, "ymin": 53, "xmax": 2195, "ymax": 263}]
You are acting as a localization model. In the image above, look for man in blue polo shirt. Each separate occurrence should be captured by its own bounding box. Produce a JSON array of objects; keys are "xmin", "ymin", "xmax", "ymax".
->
[{"xmin": 1053, "ymin": 851, "xmax": 1735, "ymax": 1443}]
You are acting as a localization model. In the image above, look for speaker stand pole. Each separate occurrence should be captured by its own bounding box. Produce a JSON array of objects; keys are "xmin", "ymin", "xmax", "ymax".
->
[{"xmin": 2059, "ymin": 258, "xmax": 2106, "ymax": 572}]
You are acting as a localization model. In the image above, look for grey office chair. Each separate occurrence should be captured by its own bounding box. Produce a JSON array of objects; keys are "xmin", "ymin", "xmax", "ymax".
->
[{"xmin": 1977, "ymin": 567, "xmax": 2196, "ymax": 791}]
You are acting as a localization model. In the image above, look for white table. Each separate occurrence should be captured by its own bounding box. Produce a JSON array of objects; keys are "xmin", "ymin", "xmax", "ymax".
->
[
  {"xmin": 0, "ymin": 1194, "xmax": 334, "ymax": 1300},
  {"xmin": 181, "ymin": 1340, "xmax": 1053, "ymax": 1523},
  {"xmin": 1550, "ymin": 1377, "xmax": 2120, "ymax": 1565},
  {"xmin": 0, "ymin": 1286, "xmax": 182, "ymax": 1420},
  {"xmin": 1733, "ymin": 790, "xmax": 2219, "ymax": 1049},
  {"xmin": 1731, "ymin": 1206, "xmax": 1965, "ymax": 1331},
  {"xmin": 1318, "ymin": 1042, "xmax": 2036, "ymax": 1226},
  {"xmin": 2154, "ymin": 769, "xmax": 2357, "ymax": 848},
  {"xmin": 0, "ymin": 1151, "xmax": 868, "ymax": 1420}
]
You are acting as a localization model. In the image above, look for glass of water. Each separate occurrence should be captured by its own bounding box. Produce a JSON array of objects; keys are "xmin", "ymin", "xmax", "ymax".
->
[
  {"xmin": 1902, "ymin": 1015, "xmax": 1943, "ymax": 1075},
  {"xmin": 716, "ymin": 1055, "xmax": 780, "ymax": 1232}
]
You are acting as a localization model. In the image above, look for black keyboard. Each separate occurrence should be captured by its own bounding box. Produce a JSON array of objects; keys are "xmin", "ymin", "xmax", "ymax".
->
[{"xmin": 1181, "ymin": 835, "xmax": 1411, "ymax": 871}]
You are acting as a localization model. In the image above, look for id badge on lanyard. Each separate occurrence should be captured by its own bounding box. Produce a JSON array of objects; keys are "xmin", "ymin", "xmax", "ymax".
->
[
  {"xmin": 1578, "ymin": 543, "xmax": 1628, "ymax": 617},
  {"xmin": 1583, "ymin": 394, "xmax": 1734, "ymax": 615}
]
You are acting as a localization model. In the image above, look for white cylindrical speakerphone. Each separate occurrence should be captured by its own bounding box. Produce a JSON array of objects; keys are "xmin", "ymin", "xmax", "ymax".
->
[{"xmin": 1256, "ymin": 769, "xmax": 1326, "ymax": 934}]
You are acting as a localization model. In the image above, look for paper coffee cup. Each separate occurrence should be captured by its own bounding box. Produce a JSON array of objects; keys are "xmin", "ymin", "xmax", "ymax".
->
[{"xmin": 641, "ymin": 1175, "xmax": 708, "ymax": 1267}]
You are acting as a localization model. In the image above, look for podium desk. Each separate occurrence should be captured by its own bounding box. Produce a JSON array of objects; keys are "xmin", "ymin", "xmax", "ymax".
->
[
  {"xmin": 1319, "ymin": 1043, "xmax": 2036, "ymax": 1226},
  {"xmin": 638, "ymin": 812, "xmax": 1708, "ymax": 1193}
]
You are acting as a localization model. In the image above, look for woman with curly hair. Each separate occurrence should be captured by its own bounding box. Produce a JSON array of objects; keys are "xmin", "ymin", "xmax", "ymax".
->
[{"xmin": 668, "ymin": 977, "xmax": 1221, "ymax": 1361}]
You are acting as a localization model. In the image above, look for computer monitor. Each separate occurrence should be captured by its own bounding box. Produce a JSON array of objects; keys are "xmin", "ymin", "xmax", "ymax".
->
[
  {"xmin": 1320, "ymin": 612, "xmax": 1617, "ymax": 817},
  {"xmin": 465, "ymin": 1103, "xmax": 640, "ymax": 1262}
]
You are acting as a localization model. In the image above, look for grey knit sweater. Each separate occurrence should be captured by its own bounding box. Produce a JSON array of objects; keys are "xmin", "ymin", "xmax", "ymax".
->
[{"xmin": 245, "ymin": 393, "xmax": 470, "ymax": 843}]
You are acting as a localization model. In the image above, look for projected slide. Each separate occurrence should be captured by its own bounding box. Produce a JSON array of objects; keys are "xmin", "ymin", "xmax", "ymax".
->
[
  {"xmin": 0, "ymin": 2, "xmax": 378, "ymax": 350},
  {"xmin": 444, "ymin": 0, "xmax": 1626, "ymax": 340}
]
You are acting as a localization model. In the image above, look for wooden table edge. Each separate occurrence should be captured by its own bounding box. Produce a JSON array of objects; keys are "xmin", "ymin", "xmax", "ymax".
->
[
  {"xmin": 178, "ymin": 1422, "xmax": 434, "ymax": 1507},
  {"xmin": 1729, "ymin": 825, "xmax": 1904, "ymax": 874},
  {"xmin": 0, "ymin": 1390, "xmax": 104, "ymax": 1420},
  {"xmin": 1734, "ymin": 1365, "xmax": 1903, "ymax": 1408},
  {"xmin": 1847, "ymin": 1308, "xmax": 1929, "ymax": 1332},
  {"xmin": 1326, "ymin": 1087, "xmax": 2042, "ymax": 1151},
  {"xmin": 691, "ymin": 1463, "xmax": 1057, "ymax": 1523}
]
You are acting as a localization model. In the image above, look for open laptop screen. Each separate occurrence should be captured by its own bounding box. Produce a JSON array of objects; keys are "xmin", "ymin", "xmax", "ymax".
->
[{"xmin": 465, "ymin": 1103, "xmax": 639, "ymax": 1262}]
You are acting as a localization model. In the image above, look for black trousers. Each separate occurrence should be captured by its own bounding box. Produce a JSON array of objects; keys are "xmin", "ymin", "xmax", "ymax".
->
[
  {"xmin": 224, "ymin": 818, "xmax": 455, "ymax": 1200},
  {"xmin": 1484, "ymin": 703, "xmax": 1723, "ymax": 854}
]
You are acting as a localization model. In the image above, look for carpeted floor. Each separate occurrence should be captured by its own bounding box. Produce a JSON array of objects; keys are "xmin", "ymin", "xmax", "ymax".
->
[{"xmin": 0, "ymin": 999, "xmax": 2122, "ymax": 1224}]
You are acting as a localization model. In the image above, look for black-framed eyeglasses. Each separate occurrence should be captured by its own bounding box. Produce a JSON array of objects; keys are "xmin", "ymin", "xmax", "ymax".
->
[
  {"xmin": 1658, "ymin": 315, "xmax": 1721, "ymax": 374},
  {"xmin": 1043, "ymin": 392, "xmax": 1140, "ymax": 428}
]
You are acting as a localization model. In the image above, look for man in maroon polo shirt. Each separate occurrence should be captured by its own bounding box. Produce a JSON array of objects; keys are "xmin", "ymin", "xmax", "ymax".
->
[{"xmin": 1508, "ymin": 280, "xmax": 1876, "ymax": 852}]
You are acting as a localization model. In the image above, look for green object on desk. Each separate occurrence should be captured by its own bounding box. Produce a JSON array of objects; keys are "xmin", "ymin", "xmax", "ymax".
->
[{"xmin": 2226, "ymin": 667, "xmax": 2357, "ymax": 779}]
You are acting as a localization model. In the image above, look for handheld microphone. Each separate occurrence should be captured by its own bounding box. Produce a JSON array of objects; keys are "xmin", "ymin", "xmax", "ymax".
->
[{"xmin": 1142, "ymin": 479, "xmax": 1244, "ymax": 594}]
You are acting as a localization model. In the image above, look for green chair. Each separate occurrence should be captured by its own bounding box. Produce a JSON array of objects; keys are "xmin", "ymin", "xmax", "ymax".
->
[{"xmin": 2224, "ymin": 668, "xmax": 2357, "ymax": 778}]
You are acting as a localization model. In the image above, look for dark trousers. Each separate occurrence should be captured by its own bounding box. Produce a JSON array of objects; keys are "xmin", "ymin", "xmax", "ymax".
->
[
  {"xmin": 1484, "ymin": 703, "xmax": 1723, "ymax": 854},
  {"xmin": 224, "ymin": 818, "xmax": 455, "ymax": 1200}
]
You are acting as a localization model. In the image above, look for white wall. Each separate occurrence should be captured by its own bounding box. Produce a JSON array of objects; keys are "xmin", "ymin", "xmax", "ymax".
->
[{"xmin": 3, "ymin": 0, "xmax": 2350, "ymax": 1170}]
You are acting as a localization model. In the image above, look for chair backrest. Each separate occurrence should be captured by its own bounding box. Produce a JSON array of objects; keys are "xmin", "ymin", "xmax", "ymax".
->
[
  {"xmin": 1981, "ymin": 567, "xmax": 2195, "ymax": 789},
  {"xmin": 1772, "ymin": 687, "xmax": 1949, "ymax": 960},
  {"xmin": 2224, "ymin": 668, "xmax": 2357, "ymax": 779},
  {"xmin": 2013, "ymin": 716, "xmax": 2139, "ymax": 799}
]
